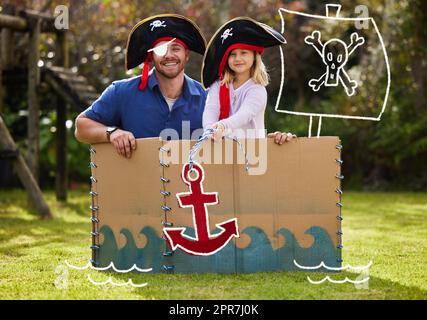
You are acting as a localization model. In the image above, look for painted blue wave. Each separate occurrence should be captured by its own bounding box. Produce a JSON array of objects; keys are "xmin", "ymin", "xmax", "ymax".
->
[{"xmin": 97, "ymin": 225, "xmax": 340, "ymax": 273}]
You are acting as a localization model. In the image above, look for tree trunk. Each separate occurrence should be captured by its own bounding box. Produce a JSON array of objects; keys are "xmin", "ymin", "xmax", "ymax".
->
[
  {"xmin": 55, "ymin": 32, "xmax": 69, "ymax": 201},
  {"xmin": 27, "ymin": 17, "xmax": 41, "ymax": 182},
  {"xmin": 0, "ymin": 115, "xmax": 52, "ymax": 219}
]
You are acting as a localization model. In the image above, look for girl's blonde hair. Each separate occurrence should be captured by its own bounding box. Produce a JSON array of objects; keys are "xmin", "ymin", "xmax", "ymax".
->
[{"xmin": 220, "ymin": 52, "xmax": 269, "ymax": 87}]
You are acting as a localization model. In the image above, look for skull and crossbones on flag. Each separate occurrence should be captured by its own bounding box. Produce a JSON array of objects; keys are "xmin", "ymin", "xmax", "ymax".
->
[
  {"xmin": 274, "ymin": 5, "xmax": 391, "ymax": 122},
  {"xmin": 304, "ymin": 31, "xmax": 365, "ymax": 96}
]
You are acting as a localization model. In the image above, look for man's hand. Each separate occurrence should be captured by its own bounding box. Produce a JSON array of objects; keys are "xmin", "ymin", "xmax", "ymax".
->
[
  {"xmin": 109, "ymin": 129, "xmax": 137, "ymax": 158},
  {"xmin": 267, "ymin": 131, "xmax": 297, "ymax": 145}
]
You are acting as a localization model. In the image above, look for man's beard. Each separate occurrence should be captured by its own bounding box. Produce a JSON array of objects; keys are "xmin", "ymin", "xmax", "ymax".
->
[{"xmin": 154, "ymin": 58, "xmax": 186, "ymax": 79}]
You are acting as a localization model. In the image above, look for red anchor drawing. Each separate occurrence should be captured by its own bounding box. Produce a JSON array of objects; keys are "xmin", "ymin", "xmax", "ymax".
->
[{"xmin": 163, "ymin": 162, "xmax": 239, "ymax": 256}]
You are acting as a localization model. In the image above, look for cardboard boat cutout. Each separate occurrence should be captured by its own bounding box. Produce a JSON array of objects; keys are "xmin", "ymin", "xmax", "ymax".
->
[{"xmin": 88, "ymin": 137, "xmax": 343, "ymax": 273}]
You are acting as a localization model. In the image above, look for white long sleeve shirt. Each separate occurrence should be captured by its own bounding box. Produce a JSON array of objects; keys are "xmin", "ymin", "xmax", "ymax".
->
[{"xmin": 202, "ymin": 79, "xmax": 267, "ymax": 139}]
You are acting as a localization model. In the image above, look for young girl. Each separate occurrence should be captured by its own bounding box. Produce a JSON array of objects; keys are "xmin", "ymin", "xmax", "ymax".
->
[{"xmin": 202, "ymin": 17, "xmax": 286, "ymax": 141}]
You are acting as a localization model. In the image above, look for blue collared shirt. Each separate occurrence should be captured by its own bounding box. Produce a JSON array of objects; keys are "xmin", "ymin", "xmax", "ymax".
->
[{"xmin": 84, "ymin": 71, "xmax": 207, "ymax": 139}]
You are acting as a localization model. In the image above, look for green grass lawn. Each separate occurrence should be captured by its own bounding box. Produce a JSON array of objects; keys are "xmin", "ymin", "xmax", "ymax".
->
[{"xmin": 0, "ymin": 189, "xmax": 426, "ymax": 300}]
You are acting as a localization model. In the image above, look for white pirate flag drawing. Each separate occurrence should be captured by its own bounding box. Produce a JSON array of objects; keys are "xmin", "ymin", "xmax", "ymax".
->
[{"xmin": 275, "ymin": 4, "xmax": 391, "ymax": 123}]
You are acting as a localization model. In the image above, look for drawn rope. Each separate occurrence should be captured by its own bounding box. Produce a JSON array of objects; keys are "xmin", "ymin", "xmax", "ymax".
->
[{"xmin": 188, "ymin": 128, "xmax": 249, "ymax": 172}]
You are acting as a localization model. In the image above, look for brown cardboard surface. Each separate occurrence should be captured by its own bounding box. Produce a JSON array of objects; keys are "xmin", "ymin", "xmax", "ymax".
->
[
  {"xmin": 91, "ymin": 138, "xmax": 163, "ymax": 248},
  {"xmin": 90, "ymin": 136, "xmax": 342, "ymax": 272},
  {"xmin": 163, "ymin": 137, "xmax": 341, "ymax": 247}
]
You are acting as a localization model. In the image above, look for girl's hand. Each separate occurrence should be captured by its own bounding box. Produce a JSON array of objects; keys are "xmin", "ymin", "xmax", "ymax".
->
[
  {"xmin": 211, "ymin": 122, "xmax": 226, "ymax": 141},
  {"xmin": 267, "ymin": 131, "xmax": 297, "ymax": 145}
]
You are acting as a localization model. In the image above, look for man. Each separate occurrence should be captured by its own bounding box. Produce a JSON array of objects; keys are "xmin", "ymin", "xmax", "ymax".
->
[
  {"xmin": 75, "ymin": 14, "xmax": 294, "ymax": 158},
  {"xmin": 75, "ymin": 14, "xmax": 207, "ymax": 158}
]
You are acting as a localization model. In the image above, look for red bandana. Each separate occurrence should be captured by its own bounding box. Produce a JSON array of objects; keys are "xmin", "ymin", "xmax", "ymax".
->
[
  {"xmin": 138, "ymin": 37, "xmax": 189, "ymax": 91},
  {"xmin": 218, "ymin": 44, "xmax": 264, "ymax": 120}
]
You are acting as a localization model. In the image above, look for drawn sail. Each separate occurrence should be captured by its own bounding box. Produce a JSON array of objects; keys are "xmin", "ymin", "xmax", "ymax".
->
[{"xmin": 275, "ymin": 4, "xmax": 391, "ymax": 121}]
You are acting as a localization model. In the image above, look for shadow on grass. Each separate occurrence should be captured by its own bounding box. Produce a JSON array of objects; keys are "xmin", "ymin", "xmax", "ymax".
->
[
  {"xmin": 0, "ymin": 215, "xmax": 90, "ymax": 256},
  {"xmin": 82, "ymin": 267, "xmax": 427, "ymax": 300},
  {"xmin": 55, "ymin": 201, "xmax": 91, "ymax": 217},
  {"xmin": 0, "ymin": 189, "xmax": 91, "ymax": 218}
]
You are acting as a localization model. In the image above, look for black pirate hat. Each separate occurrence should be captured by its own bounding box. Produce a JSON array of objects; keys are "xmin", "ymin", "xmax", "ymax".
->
[
  {"xmin": 201, "ymin": 17, "xmax": 286, "ymax": 89},
  {"xmin": 125, "ymin": 14, "xmax": 206, "ymax": 90}
]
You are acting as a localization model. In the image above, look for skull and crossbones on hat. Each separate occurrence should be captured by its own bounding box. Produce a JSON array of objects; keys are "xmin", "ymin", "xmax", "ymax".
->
[
  {"xmin": 221, "ymin": 28, "xmax": 233, "ymax": 44},
  {"xmin": 149, "ymin": 20, "xmax": 166, "ymax": 31}
]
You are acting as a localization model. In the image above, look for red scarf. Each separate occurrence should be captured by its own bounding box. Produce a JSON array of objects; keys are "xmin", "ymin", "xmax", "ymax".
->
[{"xmin": 218, "ymin": 44, "xmax": 264, "ymax": 120}]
